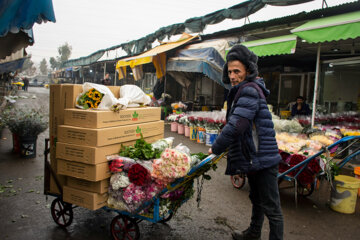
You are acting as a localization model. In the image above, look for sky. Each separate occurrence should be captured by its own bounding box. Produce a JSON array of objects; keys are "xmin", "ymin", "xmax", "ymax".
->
[{"xmin": 27, "ymin": 0, "xmax": 356, "ymax": 65}]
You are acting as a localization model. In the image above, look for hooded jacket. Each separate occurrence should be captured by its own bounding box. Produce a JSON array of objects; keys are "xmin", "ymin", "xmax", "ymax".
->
[
  {"xmin": 211, "ymin": 45, "xmax": 280, "ymax": 174},
  {"xmin": 212, "ymin": 78, "xmax": 281, "ymax": 174}
]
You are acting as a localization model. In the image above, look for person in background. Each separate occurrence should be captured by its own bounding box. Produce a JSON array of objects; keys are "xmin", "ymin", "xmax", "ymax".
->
[
  {"xmin": 101, "ymin": 73, "xmax": 111, "ymax": 85},
  {"xmin": 291, "ymin": 96, "xmax": 311, "ymax": 117},
  {"xmin": 209, "ymin": 45, "xmax": 283, "ymax": 240},
  {"xmin": 23, "ymin": 77, "xmax": 29, "ymax": 91}
]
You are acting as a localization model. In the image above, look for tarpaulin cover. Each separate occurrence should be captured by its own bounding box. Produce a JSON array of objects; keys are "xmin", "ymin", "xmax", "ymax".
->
[
  {"xmin": 0, "ymin": 57, "xmax": 27, "ymax": 74},
  {"xmin": 116, "ymin": 34, "xmax": 198, "ymax": 79},
  {"xmin": 64, "ymin": 0, "xmax": 312, "ymax": 65},
  {"xmin": 291, "ymin": 10, "xmax": 360, "ymax": 43},
  {"xmin": 167, "ymin": 46, "xmax": 230, "ymax": 89},
  {"xmin": 0, "ymin": 0, "xmax": 56, "ymax": 59}
]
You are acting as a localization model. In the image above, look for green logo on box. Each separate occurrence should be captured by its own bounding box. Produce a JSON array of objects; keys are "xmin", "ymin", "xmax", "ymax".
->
[
  {"xmin": 136, "ymin": 126, "xmax": 142, "ymax": 136},
  {"xmin": 132, "ymin": 111, "xmax": 139, "ymax": 121}
]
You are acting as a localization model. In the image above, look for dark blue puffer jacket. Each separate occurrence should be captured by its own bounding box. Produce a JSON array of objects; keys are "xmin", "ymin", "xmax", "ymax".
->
[{"xmin": 211, "ymin": 78, "xmax": 281, "ymax": 174}]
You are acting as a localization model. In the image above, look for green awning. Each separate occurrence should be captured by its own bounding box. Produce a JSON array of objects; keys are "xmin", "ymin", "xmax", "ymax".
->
[
  {"xmin": 226, "ymin": 35, "xmax": 297, "ymax": 57},
  {"xmin": 291, "ymin": 11, "xmax": 360, "ymax": 43},
  {"xmin": 241, "ymin": 34, "xmax": 297, "ymax": 57}
]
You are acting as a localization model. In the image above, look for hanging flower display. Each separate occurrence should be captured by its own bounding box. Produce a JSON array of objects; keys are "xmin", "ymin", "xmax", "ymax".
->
[
  {"xmin": 128, "ymin": 163, "xmax": 151, "ymax": 186},
  {"xmin": 76, "ymin": 88, "xmax": 104, "ymax": 109}
]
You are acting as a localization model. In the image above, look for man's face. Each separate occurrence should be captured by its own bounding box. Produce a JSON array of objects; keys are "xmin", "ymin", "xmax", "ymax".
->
[
  {"xmin": 296, "ymin": 98, "xmax": 304, "ymax": 105},
  {"xmin": 227, "ymin": 60, "xmax": 248, "ymax": 86}
]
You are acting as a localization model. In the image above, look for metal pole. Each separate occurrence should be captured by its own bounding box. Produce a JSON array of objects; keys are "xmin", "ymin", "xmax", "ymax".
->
[
  {"xmin": 104, "ymin": 62, "xmax": 107, "ymax": 79},
  {"xmin": 311, "ymin": 44, "xmax": 321, "ymax": 128},
  {"xmin": 114, "ymin": 65, "xmax": 117, "ymax": 86}
]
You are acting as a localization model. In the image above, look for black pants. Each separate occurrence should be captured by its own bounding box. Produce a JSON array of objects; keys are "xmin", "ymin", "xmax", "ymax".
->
[{"xmin": 247, "ymin": 165, "xmax": 283, "ymax": 240}]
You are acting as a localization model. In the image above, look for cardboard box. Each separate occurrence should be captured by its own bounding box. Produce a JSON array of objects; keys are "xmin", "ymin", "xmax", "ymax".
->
[
  {"xmin": 61, "ymin": 84, "xmax": 121, "ymax": 110},
  {"xmin": 63, "ymin": 186, "xmax": 107, "ymax": 210},
  {"xmin": 56, "ymin": 134, "xmax": 163, "ymax": 164},
  {"xmin": 49, "ymin": 84, "xmax": 63, "ymax": 145},
  {"xmin": 58, "ymin": 120, "xmax": 164, "ymax": 147},
  {"xmin": 67, "ymin": 177, "xmax": 109, "ymax": 194},
  {"xmin": 64, "ymin": 107, "xmax": 161, "ymax": 128},
  {"xmin": 48, "ymin": 144, "xmax": 66, "ymax": 195},
  {"xmin": 57, "ymin": 159, "xmax": 111, "ymax": 181}
]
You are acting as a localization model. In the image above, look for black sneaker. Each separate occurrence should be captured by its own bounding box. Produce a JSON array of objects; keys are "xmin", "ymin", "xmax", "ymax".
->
[{"xmin": 231, "ymin": 228, "xmax": 261, "ymax": 240}]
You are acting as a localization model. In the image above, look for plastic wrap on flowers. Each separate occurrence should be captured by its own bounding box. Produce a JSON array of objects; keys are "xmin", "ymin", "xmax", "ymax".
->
[
  {"xmin": 151, "ymin": 137, "xmax": 174, "ymax": 153},
  {"xmin": 108, "ymin": 156, "xmax": 136, "ymax": 173},
  {"xmin": 107, "ymin": 196, "xmax": 130, "ymax": 211},
  {"xmin": 151, "ymin": 158, "xmax": 175, "ymax": 186},
  {"xmin": 110, "ymin": 172, "xmax": 130, "ymax": 190},
  {"xmin": 122, "ymin": 183, "xmax": 147, "ymax": 212},
  {"xmin": 128, "ymin": 163, "xmax": 151, "ymax": 186},
  {"xmin": 151, "ymin": 148, "xmax": 191, "ymax": 185}
]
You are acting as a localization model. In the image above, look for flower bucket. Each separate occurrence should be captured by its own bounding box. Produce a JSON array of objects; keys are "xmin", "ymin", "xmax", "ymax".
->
[
  {"xmin": 205, "ymin": 129, "xmax": 218, "ymax": 146},
  {"xmin": 330, "ymin": 175, "xmax": 360, "ymax": 214},
  {"xmin": 19, "ymin": 136, "xmax": 38, "ymax": 158},
  {"xmin": 189, "ymin": 125, "xmax": 197, "ymax": 141},
  {"xmin": 170, "ymin": 122, "xmax": 178, "ymax": 132},
  {"xmin": 12, "ymin": 133, "xmax": 20, "ymax": 153},
  {"xmin": 184, "ymin": 126, "xmax": 190, "ymax": 137},
  {"xmin": 177, "ymin": 124, "xmax": 184, "ymax": 135},
  {"xmin": 354, "ymin": 167, "xmax": 360, "ymax": 197},
  {"xmin": 197, "ymin": 127, "xmax": 206, "ymax": 144}
]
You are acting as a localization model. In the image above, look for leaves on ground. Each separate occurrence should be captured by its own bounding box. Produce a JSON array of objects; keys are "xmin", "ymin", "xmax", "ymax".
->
[
  {"xmin": 27, "ymin": 189, "xmax": 34, "ymax": 193},
  {"xmin": 35, "ymin": 176, "xmax": 43, "ymax": 181}
]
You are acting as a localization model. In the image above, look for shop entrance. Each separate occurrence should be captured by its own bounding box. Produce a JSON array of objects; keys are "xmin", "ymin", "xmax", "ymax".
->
[{"xmin": 277, "ymin": 73, "xmax": 314, "ymax": 115}]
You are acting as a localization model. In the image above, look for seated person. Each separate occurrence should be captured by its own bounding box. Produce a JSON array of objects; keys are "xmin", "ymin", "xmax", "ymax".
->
[{"xmin": 291, "ymin": 96, "xmax": 311, "ymax": 117}]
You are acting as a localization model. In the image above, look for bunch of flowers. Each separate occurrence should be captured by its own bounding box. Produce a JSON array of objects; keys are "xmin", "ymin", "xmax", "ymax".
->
[
  {"xmin": 108, "ymin": 156, "xmax": 136, "ymax": 173},
  {"xmin": 128, "ymin": 163, "xmax": 151, "ymax": 186},
  {"xmin": 110, "ymin": 172, "xmax": 130, "ymax": 190},
  {"xmin": 166, "ymin": 114, "xmax": 179, "ymax": 122},
  {"xmin": 171, "ymin": 102, "xmax": 187, "ymax": 111},
  {"xmin": 143, "ymin": 182, "xmax": 163, "ymax": 200},
  {"xmin": 77, "ymin": 88, "xmax": 104, "ymax": 109},
  {"xmin": 122, "ymin": 183, "xmax": 147, "ymax": 211},
  {"xmin": 152, "ymin": 148, "xmax": 191, "ymax": 181},
  {"xmin": 178, "ymin": 115, "xmax": 189, "ymax": 125},
  {"xmin": 152, "ymin": 158, "xmax": 175, "ymax": 186},
  {"xmin": 3, "ymin": 107, "xmax": 48, "ymax": 137}
]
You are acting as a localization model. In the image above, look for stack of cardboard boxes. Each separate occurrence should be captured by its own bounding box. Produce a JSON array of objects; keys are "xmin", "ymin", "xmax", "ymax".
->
[{"xmin": 49, "ymin": 84, "xmax": 164, "ymax": 210}]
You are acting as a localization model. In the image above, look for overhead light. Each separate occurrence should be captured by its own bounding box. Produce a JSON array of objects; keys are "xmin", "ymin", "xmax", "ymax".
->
[
  {"xmin": 89, "ymin": 70, "xmax": 93, "ymax": 73},
  {"xmin": 329, "ymin": 63, "xmax": 334, "ymax": 67},
  {"xmin": 301, "ymin": 39, "xmax": 306, "ymax": 43},
  {"xmin": 331, "ymin": 48, "xmax": 340, "ymax": 52}
]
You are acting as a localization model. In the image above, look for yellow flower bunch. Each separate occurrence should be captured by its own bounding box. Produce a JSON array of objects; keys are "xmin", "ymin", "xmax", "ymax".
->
[{"xmin": 77, "ymin": 88, "xmax": 104, "ymax": 109}]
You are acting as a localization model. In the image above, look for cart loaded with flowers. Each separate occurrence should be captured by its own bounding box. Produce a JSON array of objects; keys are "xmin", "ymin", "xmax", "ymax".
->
[{"xmin": 44, "ymin": 135, "xmax": 226, "ymax": 240}]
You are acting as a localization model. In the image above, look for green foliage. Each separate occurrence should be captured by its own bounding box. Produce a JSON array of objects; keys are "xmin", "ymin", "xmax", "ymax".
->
[
  {"xmin": 39, "ymin": 58, "xmax": 48, "ymax": 75},
  {"xmin": 119, "ymin": 134, "xmax": 162, "ymax": 160},
  {"xmin": 58, "ymin": 42, "xmax": 72, "ymax": 63}
]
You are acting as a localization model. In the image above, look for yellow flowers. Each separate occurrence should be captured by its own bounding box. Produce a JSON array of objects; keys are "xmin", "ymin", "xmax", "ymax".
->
[{"xmin": 77, "ymin": 88, "xmax": 104, "ymax": 109}]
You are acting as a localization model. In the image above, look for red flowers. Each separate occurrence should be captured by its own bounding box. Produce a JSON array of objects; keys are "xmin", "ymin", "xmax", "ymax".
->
[
  {"xmin": 109, "ymin": 159, "xmax": 124, "ymax": 173},
  {"xmin": 128, "ymin": 164, "xmax": 151, "ymax": 186}
]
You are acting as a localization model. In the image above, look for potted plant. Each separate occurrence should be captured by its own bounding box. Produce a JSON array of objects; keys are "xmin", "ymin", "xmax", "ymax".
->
[{"xmin": 3, "ymin": 107, "xmax": 48, "ymax": 158}]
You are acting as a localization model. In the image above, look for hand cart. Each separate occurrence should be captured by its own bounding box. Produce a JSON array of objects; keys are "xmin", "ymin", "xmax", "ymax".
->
[
  {"xmin": 43, "ymin": 137, "xmax": 226, "ymax": 240},
  {"xmin": 229, "ymin": 136, "xmax": 360, "ymax": 205}
]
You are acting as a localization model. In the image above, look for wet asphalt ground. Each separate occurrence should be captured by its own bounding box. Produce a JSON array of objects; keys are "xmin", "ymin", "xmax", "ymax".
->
[{"xmin": 0, "ymin": 87, "xmax": 359, "ymax": 240}]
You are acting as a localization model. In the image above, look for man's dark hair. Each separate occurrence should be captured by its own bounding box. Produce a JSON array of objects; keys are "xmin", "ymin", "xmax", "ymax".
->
[
  {"xmin": 296, "ymin": 96, "xmax": 305, "ymax": 101},
  {"xmin": 222, "ymin": 45, "xmax": 259, "ymax": 84}
]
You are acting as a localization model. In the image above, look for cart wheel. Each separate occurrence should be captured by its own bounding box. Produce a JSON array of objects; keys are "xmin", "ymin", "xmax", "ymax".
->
[
  {"xmin": 297, "ymin": 183, "xmax": 315, "ymax": 197},
  {"xmin": 159, "ymin": 211, "xmax": 173, "ymax": 223},
  {"xmin": 231, "ymin": 175, "xmax": 246, "ymax": 189},
  {"xmin": 51, "ymin": 197, "xmax": 73, "ymax": 227},
  {"xmin": 111, "ymin": 214, "xmax": 140, "ymax": 240}
]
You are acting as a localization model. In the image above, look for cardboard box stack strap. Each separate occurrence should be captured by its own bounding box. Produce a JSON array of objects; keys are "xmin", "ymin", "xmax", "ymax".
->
[{"xmin": 50, "ymin": 84, "xmax": 164, "ymax": 210}]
